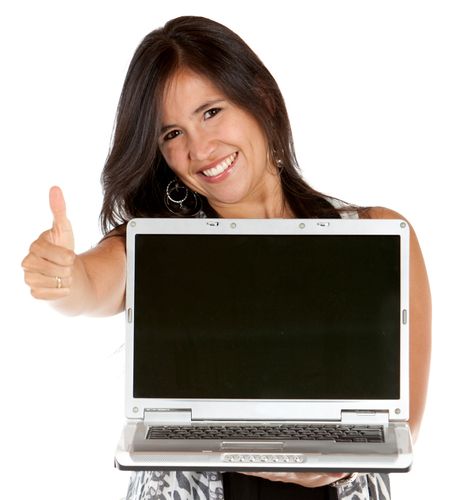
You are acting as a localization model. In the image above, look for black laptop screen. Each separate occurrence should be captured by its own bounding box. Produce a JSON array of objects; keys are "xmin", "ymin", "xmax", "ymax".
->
[{"xmin": 133, "ymin": 234, "xmax": 401, "ymax": 400}]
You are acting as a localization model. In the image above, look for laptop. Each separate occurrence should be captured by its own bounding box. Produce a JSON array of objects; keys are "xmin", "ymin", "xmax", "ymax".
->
[{"xmin": 115, "ymin": 217, "xmax": 412, "ymax": 473}]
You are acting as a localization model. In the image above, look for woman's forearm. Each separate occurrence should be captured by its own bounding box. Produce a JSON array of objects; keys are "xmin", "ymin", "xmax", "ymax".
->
[{"xmin": 49, "ymin": 240, "xmax": 126, "ymax": 317}]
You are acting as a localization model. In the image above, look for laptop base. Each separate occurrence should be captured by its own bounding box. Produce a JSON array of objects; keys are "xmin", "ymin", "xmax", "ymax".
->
[{"xmin": 115, "ymin": 421, "xmax": 412, "ymax": 473}]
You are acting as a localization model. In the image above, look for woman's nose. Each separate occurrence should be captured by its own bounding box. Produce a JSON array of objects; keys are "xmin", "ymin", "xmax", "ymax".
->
[{"xmin": 187, "ymin": 131, "xmax": 216, "ymax": 162}]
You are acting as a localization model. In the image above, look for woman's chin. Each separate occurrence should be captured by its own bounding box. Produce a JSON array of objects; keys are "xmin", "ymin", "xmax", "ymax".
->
[{"xmin": 209, "ymin": 191, "xmax": 251, "ymax": 208}]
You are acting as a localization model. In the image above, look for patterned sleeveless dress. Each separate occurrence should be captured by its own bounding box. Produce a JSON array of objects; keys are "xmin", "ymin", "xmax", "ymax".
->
[{"xmin": 126, "ymin": 201, "xmax": 392, "ymax": 500}]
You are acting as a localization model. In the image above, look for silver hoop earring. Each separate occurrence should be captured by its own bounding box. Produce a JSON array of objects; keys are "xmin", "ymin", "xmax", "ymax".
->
[
  {"xmin": 164, "ymin": 179, "xmax": 202, "ymax": 216},
  {"xmin": 166, "ymin": 179, "xmax": 188, "ymax": 206}
]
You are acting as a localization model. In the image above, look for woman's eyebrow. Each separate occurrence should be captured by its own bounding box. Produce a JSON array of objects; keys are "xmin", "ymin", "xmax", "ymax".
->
[
  {"xmin": 192, "ymin": 98, "xmax": 226, "ymax": 116},
  {"xmin": 160, "ymin": 99, "xmax": 226, "ymax": 134}
]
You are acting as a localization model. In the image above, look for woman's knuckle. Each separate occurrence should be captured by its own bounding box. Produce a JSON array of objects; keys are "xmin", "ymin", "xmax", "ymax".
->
[
  {"xmin": 38, "ymin": 230, "xmax": 50, "ymax": 241},
  {"xmin": 29, "ymin": 241, "xmax": 37, "ymax": 254}
]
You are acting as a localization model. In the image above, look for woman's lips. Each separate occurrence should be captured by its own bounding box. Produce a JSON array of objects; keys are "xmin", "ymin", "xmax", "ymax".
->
[{"xmin": 198, "ymin": 152, "xmax": 239, "ymax": 183}]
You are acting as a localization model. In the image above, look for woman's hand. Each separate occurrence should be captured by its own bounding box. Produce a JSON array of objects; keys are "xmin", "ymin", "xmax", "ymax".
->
[
  {"xmin": 239, "ymin": 471, "xmax": 349, "ymax": 488},
  {"xmin": 22, "ymin": 186, "xmax": 76, "ymax": 300},
  {"xmin": 22, "ymin": 186, "xmax": 126, "ymax": 316}
]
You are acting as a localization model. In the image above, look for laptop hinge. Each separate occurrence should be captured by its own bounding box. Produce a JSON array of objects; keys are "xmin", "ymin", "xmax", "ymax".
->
[
  {"xmin": 144, "ymin": 409, "xmax": 192, "ymax": 425},
  {"xmin": 341, "ymin": 410, "xmax": 389, "ymax": 427}
]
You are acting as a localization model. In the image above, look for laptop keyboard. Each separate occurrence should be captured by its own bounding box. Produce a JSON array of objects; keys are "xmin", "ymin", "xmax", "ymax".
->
[{"xmin": 146, "ymin": 424, "xmax": 385, "ymax": 443}]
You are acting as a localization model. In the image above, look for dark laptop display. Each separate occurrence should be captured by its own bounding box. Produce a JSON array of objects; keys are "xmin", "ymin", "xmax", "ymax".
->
[{"xmin": 133, "ymin": 234, "xmax": 401, "ymax": 400}]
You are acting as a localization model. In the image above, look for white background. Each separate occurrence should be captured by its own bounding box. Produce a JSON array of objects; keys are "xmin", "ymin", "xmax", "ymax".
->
[{"xmin": 1, "ymin": 1, "xmax": 449, "ymax": 498}]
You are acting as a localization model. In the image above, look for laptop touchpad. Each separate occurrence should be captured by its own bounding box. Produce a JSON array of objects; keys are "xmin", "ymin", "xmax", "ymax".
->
[{"xmin": 221, "ymin": 441, "xmax": 285, "ymax": 450}]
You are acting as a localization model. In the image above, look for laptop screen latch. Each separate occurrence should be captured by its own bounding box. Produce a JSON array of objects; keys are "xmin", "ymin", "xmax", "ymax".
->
[
  {"xmin": 144, "ymin": 409, "xmax": 192, "ymax": 425},
  {"xmin": 341, "ymin": 410, "xmax": 389, "ymax": 427}
]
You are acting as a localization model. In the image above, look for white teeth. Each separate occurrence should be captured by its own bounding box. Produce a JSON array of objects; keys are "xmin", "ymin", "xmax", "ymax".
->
[{"xmin": 202, "ymin": 153, "xmax": 237, "ymax": 177}]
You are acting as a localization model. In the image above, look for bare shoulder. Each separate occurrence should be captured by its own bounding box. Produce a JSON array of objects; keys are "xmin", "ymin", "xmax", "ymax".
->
[
  {"xmin": 97, "ymin": 232, "xmax": 126, "ymax": 253},
  {"xmin": 77, "ymin": 232, "xmax": 126, "ymax": 285},
  {"xmin": 359, "ymin": 206, "xmax": 408, "ymax": 221},
  {"xmin": 81, "ymin": 231, "xmax": 126, "ymax": 260},
  {"xmin": 361, "ymin": 207, "xmax": 421, "ymax": 245},
  {"xmin": 361, "ymin": 206, "xmax": 423, "ymax": 256}
]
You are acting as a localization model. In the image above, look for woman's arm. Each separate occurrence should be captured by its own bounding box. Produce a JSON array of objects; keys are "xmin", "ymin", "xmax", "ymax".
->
[
  {"xmin": 365, "ymin": 206, "xmax": 432, "ymax": 442},
  {"xmin": 22, "ymin": 186, "xmax": 127, "ymax": 317},
  {"xmin": 50, "ymin": 236, "xmax": 126, "ymax": 316}
]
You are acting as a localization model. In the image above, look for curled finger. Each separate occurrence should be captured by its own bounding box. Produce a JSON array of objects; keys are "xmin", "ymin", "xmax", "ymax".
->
[
  {"xmin": 24, "ymin": 271, "xmax": 72, "ymax": 290},
  {"xmin": 22, "ymin": 252, "xmax": 73, "ymax": 279},
  {"xmin": 30, "ymin": 286, "xmax": 71, "ymax": 300}
]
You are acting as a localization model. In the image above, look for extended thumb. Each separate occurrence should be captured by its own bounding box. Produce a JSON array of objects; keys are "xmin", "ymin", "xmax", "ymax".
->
[
  {"xmin": 49, "ymin": 186, "xmax": 70, "ymax": 228},
  {"xmin": 49, "ymin": 186, "xmax": 74, "ymax": 249}
]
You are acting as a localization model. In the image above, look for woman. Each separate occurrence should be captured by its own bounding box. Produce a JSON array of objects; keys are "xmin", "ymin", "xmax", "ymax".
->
[{"xmin": 22, "ymin": 16, "xmax": 431, "ymax": 500}]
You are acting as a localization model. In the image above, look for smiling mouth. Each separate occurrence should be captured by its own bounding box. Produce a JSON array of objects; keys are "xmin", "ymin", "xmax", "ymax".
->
[{"xmin": 201, "ymin": 152, "xmax": 238, "ymax": 177}]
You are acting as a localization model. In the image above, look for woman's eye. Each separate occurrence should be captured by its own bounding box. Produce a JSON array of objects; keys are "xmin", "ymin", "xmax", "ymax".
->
[
  {"xmin": 204, "ymin": 107, "xmax": 222, "ymax": 120},
  {"xmin": 163, "ymin": 129, "xmax": 181, "ymax": 142}
]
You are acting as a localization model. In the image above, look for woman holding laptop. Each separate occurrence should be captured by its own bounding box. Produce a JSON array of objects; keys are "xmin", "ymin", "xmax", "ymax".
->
[{"xmin": 21, "ymin": 16, "xmax": 431, "ymax": 500}]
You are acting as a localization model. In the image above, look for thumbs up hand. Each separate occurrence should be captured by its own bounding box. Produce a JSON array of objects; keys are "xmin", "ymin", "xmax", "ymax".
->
[{"xmin": 22, "ymin": 187, "xmax": 76, "ymax": 300}]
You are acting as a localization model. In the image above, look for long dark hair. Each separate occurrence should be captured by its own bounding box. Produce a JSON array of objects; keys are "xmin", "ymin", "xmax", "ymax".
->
[{"xmin": 100, "ymin": 16, "xmax": 366, "ymax": 235}]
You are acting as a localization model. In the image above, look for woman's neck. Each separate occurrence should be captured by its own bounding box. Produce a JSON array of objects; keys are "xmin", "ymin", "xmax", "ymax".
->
[{"xmin": 209, "ymin": 181, "xmax": 294, "ymax": 219}]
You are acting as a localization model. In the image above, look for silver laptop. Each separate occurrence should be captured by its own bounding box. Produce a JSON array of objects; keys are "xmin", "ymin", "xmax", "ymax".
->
[{"xmin": 115, "ymin": 217, "xmax": 412, "ymax": 473}]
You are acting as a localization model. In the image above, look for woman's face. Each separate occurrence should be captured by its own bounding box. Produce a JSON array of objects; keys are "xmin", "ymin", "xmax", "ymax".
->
[{"xmin": 158, "ymin": 68, "xmax": 280, "ymax": 215}]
